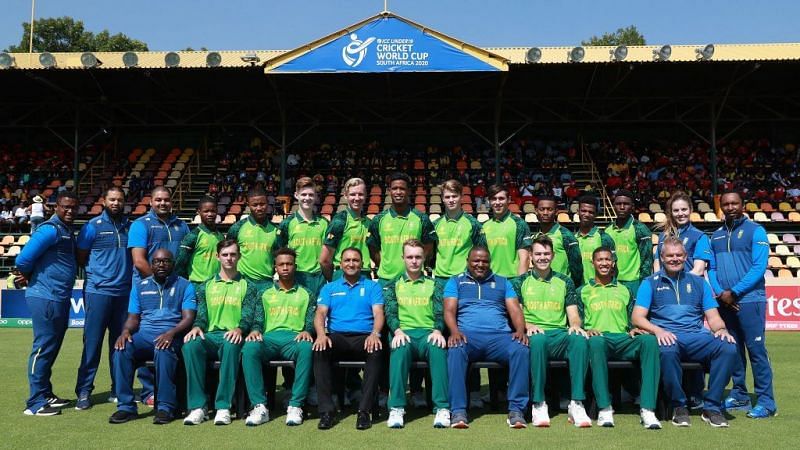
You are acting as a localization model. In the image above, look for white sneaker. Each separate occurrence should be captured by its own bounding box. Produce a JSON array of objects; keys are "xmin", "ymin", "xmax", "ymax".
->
[
  {"xmin": 285, "ymin": 406, "xmax": 303, "ymax": 426},
  {"xmin": 640, "ymin": 408, "xmax": 662, "ymax": 429},
  {"xmin": 433, "ymin": 408, "xmax": 451, "ymax": 428},
  {"xmin": 245, "ymin": 404, "xmax": 269, "ymax": 426},
  {"xmin": 411, "ymin": 391, "xmax": 427, "ymax": 408},
  {"xmin": 597, "ymin": 407, "xmax": 615, "ymax": 427},
  {"xmin": 214, "ymin": 409, "xmax": 231, "ymax": 426},
  {"xmin": 387, "ymin": 407, "xmax": 405, "ymax": 428},
  {"xmin": 568, "ymin": 400, "xmax": 592, "ymax": 428},
  {"xmin": 107, "ymin": 396, "xmax": 118, "ymax": 404},
  {"xmin": 183, "ymin": 408, "xmax": 208, "ymax": 425},
  {"xmin": 468, "ymin": 391, "xmax": 484, "ymax": 409},
  {"xmin": 531, "ymin": 402, "xmax": 551, "ymax": 427}
]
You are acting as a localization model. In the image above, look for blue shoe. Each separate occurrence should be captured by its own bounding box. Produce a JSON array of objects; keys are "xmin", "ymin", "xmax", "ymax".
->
[
  {"xmin": 723, "ymin": 397, "xmax": 751, "ymax": 411},
  {"xmin": 746, "ymin": 405, "xmax": 777, "ymax": 419},
  {"xmin": 75, "ymin": 393, "xmax": 92, "ymax": 411}
]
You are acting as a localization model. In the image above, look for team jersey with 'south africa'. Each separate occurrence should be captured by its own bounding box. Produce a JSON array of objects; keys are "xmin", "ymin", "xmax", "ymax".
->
[{"xmin": 368, "ymin": 207, "xmax": 436, "ymax": 280}]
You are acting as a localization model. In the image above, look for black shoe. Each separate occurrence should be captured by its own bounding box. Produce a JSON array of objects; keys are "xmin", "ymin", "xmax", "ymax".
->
[
  {"xmin": 47, "ymin": 395, "xmax": 70, "ymax": 408},
  {"xmin": 109, "ymin": 410, "xmax": 138, "ymax": 424},
  {"xmin": 318, "ymin": 412, "xmax": 335, "ymax": 430},
  {"xmin": 356, "ymin": 411, "xmax": 372, "ymax": 430},
  {"xmin": 24, "ymin": 405, "xmax": 61, "ymax": 416},
  {"xmin": 671, "ymin": 406, "xmax": 691, "ymax": 427},
  {"xmin": 153, "ymin": 410, "xmax": 174, "ymax": 425},
  {"xmin": 701, "ymin": 409, "xmax": 729, "ymax": 428}
]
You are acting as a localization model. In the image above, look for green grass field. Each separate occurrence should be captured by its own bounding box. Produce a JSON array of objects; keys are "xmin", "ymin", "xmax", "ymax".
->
[{"xmin": 0, "ymin": 329, "xmax": 796, "ymax": 449}]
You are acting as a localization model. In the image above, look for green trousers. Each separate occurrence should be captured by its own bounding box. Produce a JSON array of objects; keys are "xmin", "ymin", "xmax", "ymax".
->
[
  {"xmin": 296, "ymin": 271, "xmax": 326, "ymax": 297},
  {"xmin": 182, "ymin": 330, "xmax": 242, "ymax": 410},
  {"xmin": 588, "ymin": 333, "xmax": 660, "ymax": 410},
  {"xmin": 388, "ymin": 329, "xmax": 449, "ymax": 411},
  {"xmin": 241, "ymin": 330, "xmax": 313, "ymax": 408},
  {"xmin": 529, "ymin": 329, "xmax": 589, "ymax": 403}
]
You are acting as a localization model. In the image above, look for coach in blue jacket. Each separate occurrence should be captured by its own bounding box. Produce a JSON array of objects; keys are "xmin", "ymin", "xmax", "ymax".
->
[
  {"xmin": 15, "ymin": 191, "xmax": 78, "ymax": 416},
  {"xmin": 708, "ymin": 190, "xmax": 776, "ymax": 418}
]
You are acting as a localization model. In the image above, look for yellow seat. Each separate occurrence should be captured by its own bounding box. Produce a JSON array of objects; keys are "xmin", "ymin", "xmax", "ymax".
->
[
  {"xmin": 638, "ymin": 212, "xmax": 653, "ymax": 223},
  {"xmin": 689, "ymin": 212, "xmax": 702, "ymax": 223},
  {"xmin": 768, "ymin": 256, "xmax": 785, "ymax": 268},
  {"xmin": 776, "ymin": 245, "xmax": 792, "ymax": 256},
  {"xmin": 17, "ymin": 235, "xmax": 30, "ymax": 245},
  {"xmin": 557, "ymin": 213, "xmax": 572, "ymax": 223},
  {"xmin": 789, "ymin": 212, "xmax": 800, "ymax": 222},
  {"xmin": 745, "ymin": 202, "xmax": 760, "ymax": 212},
  {"xmin": 787, "ymin": 256, "xmax": 800, "ymax": 269},
  {"xmin": 704, "ymin": 212, "xmax": 720, "ymax": 222},
  {"xmin": 779, "ymin": 202, "xmax": 793, "ymax": 212},
  {"xmin": 753, "ymin": 212, "xmax": 769, "ymax": 222},
  {"xmin": 777, "ymin": 268, "xmax": 794, "ymax": 278},
  {"xmin": 7, "ymin": 245, "xmax": 21, "ymax": 257},
  {"xmin": 654, "ymin": 212, "xmax": 667, "ymax": 223},
  {"xmin": 524, "ymin": 213, "xmax": 537, "ymax": 224},
  {"xmin": 768, "ymin": 233, "xmax": 780, "ymax": 244}
]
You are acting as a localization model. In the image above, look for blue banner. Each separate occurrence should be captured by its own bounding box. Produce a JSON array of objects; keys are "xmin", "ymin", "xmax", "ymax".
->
[
  {"xmin": 0, "ymin": 289, "xmax": 85, "ymax": 327},
  {"xmin": 273, "ymin": 16, "xmax": 500, "ymax": 73}
]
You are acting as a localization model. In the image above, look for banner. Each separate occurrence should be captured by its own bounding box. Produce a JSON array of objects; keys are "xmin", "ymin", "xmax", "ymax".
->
[
  {"xmin": 765, "ymin": 281, "xmax": 800, "ymax": 331},
  {"xmin": 0, "ymin": 289, "xmax": 85, "ymax": 328}
]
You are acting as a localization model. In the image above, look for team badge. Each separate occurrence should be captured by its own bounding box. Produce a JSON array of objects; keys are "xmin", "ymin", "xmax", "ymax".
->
[
  {"xmin": 360, "ymin": 287, "xmax": 365, "ymax": 296},
  {"xmin": 737, "ymin": 230, "xmax": 744, "ymax": 239},
  {"xmin": 686, "ymin": 283, "xmax": 692, "ymax": 294},
  {"xmin": 683, "ymin": 237, "xmax": 689, "ymax": 246}
]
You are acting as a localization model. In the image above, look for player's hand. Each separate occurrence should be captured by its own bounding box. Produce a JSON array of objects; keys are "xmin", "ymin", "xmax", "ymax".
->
[
  {"xmin": 526, "ymin": 323, "xmax": 544, "ymax": 336},
  {"xmin": 114, "ymin": 330, "xmax": 133, "ymax": 350},
  {"xmin": 568, "ymin": 325, "xmax": 589, "ymax": 339},
  {"xmin": 391, "ymin": 330, "xmax": 411, "ymax": 349},
  {"xmin": 655, "ymin": 330, "xmax": 677, "ymax": 346},
  {"xmin": 511, "ymin": 329, "xmax": 529, "ymax": 346},
  {"xmin": 154, "ymin": 331, "xmax": 175, "ymax": 350},
  {"xmin": 245, "ymin": 331, "xmax": 263, "ymax": 342},
  {"xmin": 365, "ymin": 334, "xmax": 383, "ymax": 353},
  {"xmin": 313, "ymin": 335, "xmax": 332, "ymax": 351},
  {"xmin": 628, "ymin": 328, "xmax": 649, "ymax": 337},
  {"xmin": 295, "ymin": 331, "xmax": 313, "ymax": 342},
  {"xmin": 184, "ymin": 327, "xmax": 205, "ymax": 343},
  {"xmin": 717, "ymin": 290, "xmax": 740, "ymax": 311},
  {"xmin": 448, "ymin": 330, "xmax": 467, "ymax": 347},
  {"xmin": 714, "ymin": 328, "xmax": 736, "ymax": 344},
  {"xmin": 13, "ymin": 273, "xmax": 28, "ymax": 288},
  {"xmin": 224, "ymin": 328, "xmax": 243, "ymax": 344},
  {"xmin": 587, "ymin": 329, "xmax": 603, "ymax": 337},
  {"xmin": 427, "ymin": 330, "xmax": 446, "ymax": 348}
]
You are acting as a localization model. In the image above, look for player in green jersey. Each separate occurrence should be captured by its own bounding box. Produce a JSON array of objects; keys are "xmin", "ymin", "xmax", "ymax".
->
[
  {"xmin": 534, "ymin": 195, "xmax": 582, "ymax": 287},
  {"xmin": 277, "ymin": 177, "xmax": 329, "ymax": 296},
  {"xmin": 605, "ymin": 190, "xmax": 653, "ymax": 294},
  {"xmin": 433, "ymin": 179, "xmax": 484, "ymax": 288},
  {"xmin": 482, "ymin": 184, "xmax": 531, "ymax": 279},
  {"xmin": 512, "ymin": 235, "xmax": 591, "ymax": 428},
  {"xmin": 226, "ymin": 186, "xmax": 279, "ymax": 288},
  {"xmin": 320, "ymin": 177, "xmax": 371, "ymax": 281},
  {"xmin": 575, "ymin": 196, "xmax": 615, "ymax": 286},
  {"xmin": 580, "ymin": 247, "xmax": 662, "ymax": 429},
  {"xmin": 182, "ymin": 239, "xmax": 259, "ymax": 426},
  {"xmin": 241, "ymin": 247, "xmax": 316, "ymax": 427},
  {"xmin": 176, "ymin": 196, "xmax": 224, "ymax": 287},
  {"xmin": 368, "ymin": 172, "xmax": 437, "ymax": 286}
]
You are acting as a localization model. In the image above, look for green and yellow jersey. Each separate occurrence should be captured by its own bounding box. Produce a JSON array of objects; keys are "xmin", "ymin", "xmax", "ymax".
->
[
  {"xmin": 576, "ymin": 226, "xmax": 616, "ymax": 285},
  {"xmin": 433, "ymin": 211, "xmax": 485, "ymax": 278},
  {"xmin": 539, "ymin": 223, "xmax": 583, "ymax": 287},
  {"xmin": 175, "ymin": 224, "xmax": 224, "ymax": 283},
  {"xmin": 194, "ymin": 274, "xmax": 258, "ymax": 332},
  {"xmin": 253, "ymin": 282, "xmax": 316, "ymax": 334},
  {"xmin": 605, "ymin": 216, "xmax": 653, "ymax": 282},
  {"xmin": 482, "ymin": 211, "xmax": 532, "ymax": 278},
  {"xmin": 367, "ymin": 207, "xmax": 436, "ymax": 280},
  {"xmin": 576, "ymin": 279, "xmax": 635, "ymax": 334},
  {"xmin": 383, "ymin": 274, "xmax": 444, "ymax": 332},
  {"xmin": 226, "ymin": 216, "xmax": 279, "ymax": 282},
  {"xmin": 277, "ymin": 211, "xmax": 329, "ymax": 275},
  {"xmin": 323, "ymin": 208, "xmax": 371, "ymax": 267},
  {"xmin": 512, "ymin": 270, "xmax": 577, "ymax": 330}
]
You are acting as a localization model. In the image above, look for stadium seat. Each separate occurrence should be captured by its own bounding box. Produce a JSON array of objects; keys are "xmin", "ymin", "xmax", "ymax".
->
[
  {"xmin": 789, "ymin": 212, "xmax": 800, "ymax": 222},
  {"xmin": 429, "ymin": 213, "xmax": 441, "ymax": 222},
  {"xmin": 336, "ymin": 204, "xmax": 347, "ymax": 213},
  {"xmin": 764, "ymin": 269, "xmax": 775, "ymax": 278},
  {"xmin": 0, "ymin": 245, "xmax": 4, "ymax": 257},
  {"xmin": 367, "ymin": 205, "xmax": 380, "ymax": 215},
  {"xmin": 778, "ymin": 202, "xmax": 794, "ymax": 212},
  {"xmin": 222, "ymin": 215, "xmax": 236, "ymax": 225},
  {"xmin": 783, "ymin": 234, "xmax": 797, "ymax": 244},
  {"xmin": 704, "ymin": 212, "xmax": 721, "ymax": 222},
  {"xmin": 557, "ymin": 212, "xmax": 571, "ymax": 223},
  {"xmin": 133, "ymin": 205, "xmax": 147, "ymax": 215},
  {"xmin": 508, "ymin": 204, "xmax": 521, "ymax": 214},
  {"xmin": 697, "ymin": 202, "xmax": 713, "ymax": 213},
  {"xmin": 7, "ymin": 245, "xmax": 21, "ymax": 257},
  {"xmin": 429, "ymin": 204, "xmax": 442, "ymax": 214},
  {"xmin": 771, "ymin": 212, "xmax": 787, "ymax": 222},
  {"xmin": 753, "ymin": 212, "xmax": 769, "ymax": 222},
  {"xmin": 524, "ymin": 213, "xmax": 537, "ymax": 224},
  {"xmin": 477, "ymin": 213, "xmax": 489, "ymax": 223},
  {"xmin": 414, "ymin": 195, "xmax": 427, "ymax": 205},
  {"xmin": 745, "ymin": 203, "xmax": 760, "ymax": 212},
  {"xmin": 776, "ymin": 245, "xmax": 792, "ymax": 256},
  {"xmin": 429, "ymin": 186, "xmax": 442, "ymax": 195},
  {"xmin": 777, "ymin": 269, "xmax": 794, "ymax": 279},
  {"xmin": 638, "ymin": 213, "xmax": 653, "ymax": 224},
  {"xmin": 461, "ymin": 195, "xmax": 472, "ymax": 205},
  {"xmin": 370, "ymin": 186, "xmax": 382, "ymax": 196},
  {"xmin": 768, "ymin": 233, "xmax": 780, "ymax": 245},
  {"xmin": 689, "ymin": 212, "xmax": 703, "ymax": 223},
  {"xmin": 17, "ymin": 235, "xmax": 30, "ymax": 246},
  {"xmin": 649, "ymin": 203, "xmax": 663, "ymax": 213},
  {"xmin": 761, "ymin": 202, "xmax": 775, "ymax": 213},
  {"xmin": 192, "ymin": 215, "xmax": 201, "ymax": 224},
  {"xmin": 523, "ymin": 203, "xmax": 535, "ymax": 214},
  {"xmin": 461, "ymin": 186, "xmax": 471, "ymax": 196},
  {"xmin": 462, "ymin": 204, "xmax": 474, "ymax": 214},
  {"xmin": 787, "ymin": 256, "xmax": 800, "ymax": 269},
  {"xmin": 415, "ymin": 204, "xmax": 426, "ymax": 213},
  {"xmin": 654, "ymin": 212, "xmax": 666, "ymax": 223},
  {"xmin": 794, "ymin": 245, "xmax": 800, "ymax": 256},
  {"xmin": 1, "ymin": 235, "xmax": 14, "ymax": 246},
  {"xmin": 768, "ymin": 256, "xmax": 785, "ymax": 268},
  {"xmin": 369, "ymin": 195, "xmax": 381, "ymax": 205},
  {"xmin": 321, "ymin": 205, "xmax": 334, "ymax": 216},
  {"xmin": 430, "ymin": 195, "xmax": 442, "ymax": 204}
]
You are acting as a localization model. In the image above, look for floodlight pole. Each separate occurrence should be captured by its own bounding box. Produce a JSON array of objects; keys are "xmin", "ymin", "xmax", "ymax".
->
[{"xmin": 29, "ymin": 0, "xmax": 35, "ymax": 53}]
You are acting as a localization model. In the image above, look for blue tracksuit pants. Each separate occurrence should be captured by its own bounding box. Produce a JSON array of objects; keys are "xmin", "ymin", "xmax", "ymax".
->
[
  {"xmin": 113, "ymin": 330, "xmax": 181, "ymax": 414},
  {"xmin": 74, "ymin": 293, "xmax": 128, "ymax": 397},
  {"xmin": 26, "ymin": 296, "xmax": 70, "ymax": 412}
]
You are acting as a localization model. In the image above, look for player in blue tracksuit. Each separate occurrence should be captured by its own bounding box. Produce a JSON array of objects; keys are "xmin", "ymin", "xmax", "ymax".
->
[
  {"xmin": 633, "ymin": 236, "xmax": 737, "ymax": 428},
  {"xmin": 708, "ymin": 191, "xmax": 776, "ymax": 418},
  {"xmin": 128, "ymin": 186, "xmax": 189, "ymax": 403},
  {"xmin": 15, "ymin": 191, "xmax": 79, "ymax": 416},
  {"xmin": 74, "ymin": 187, "xmax": 133, "ymax": 410},
  {"xmin": 109, "ymin": 248, "xmax": 197, "ymax": 425}
]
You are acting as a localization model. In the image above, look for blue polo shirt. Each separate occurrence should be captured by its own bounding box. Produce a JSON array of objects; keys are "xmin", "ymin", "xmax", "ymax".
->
[
  {"xmin": 635, "ymin": 270, "xmax": 717, "ymax": 334},
  {"xmin": 129, "ymin": 274, "xmax": 196, "ymax": 335},
  {"xmin": 318, "ymin": 275, "xmax": 383, "ymax": 334},
  {"xmin": 655, "ymin": 223, "xmax": 713, "ymax": 272},
  {"xmin": 444, "ymin": 271, "xmax": 517, "ymax": 333},
  {"xmin": 77, "ymin": 209, "xmax": 132, "ymax": 296},
  {"xmin": 128, "ymin": 209, "xmax": 190, "ymax": 284}
]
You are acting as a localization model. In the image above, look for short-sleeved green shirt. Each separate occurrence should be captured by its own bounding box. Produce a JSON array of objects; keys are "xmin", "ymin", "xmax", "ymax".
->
[
  {"xmin": 176, "ymin": 224, "xmax": 223, "ymax": 283},
  {"xmin": 194, "ymin": 275, "xmax": 258, "ymax": 333},
  {"xmin": 384, "ymin": 274, "xmax": 444, "ymax": 332},
  {"xmin": 576, "ymin": 227, "xmax": 616, "ymax": 285},
  {"xmin": 323, "ymin": 208, "xmax": 371, "ymax": 267},
  {"xmin": 433, "ymin": 211, "xmax": 485, "ymax": 278},
  {"xmin": 277, "ymin": 212, "xmax": 329, "ymax": 274},
  {"xmin": 577, "ymin": 279, "xmax": 635, "ymax": 334},
  {"xmin": 512, "ymin": 270, "xmax": 576, "ymax": 330},
  {"xmin": 482, "ymin": 211, "xmax": 532, "ymax": 278},
  {"xmin": 256, "ymin": 282, "xmax": 316, "ymax": 334},
  {"xmin": 226, "ymin": 216, "xmax": 278, "ymax": 281},
  {"xmin": 367, "ymin": 207, "xmax": 436, "ymax": 280},
  {"xmin": 540, "ymin": 223, "xmax": 582, "ymax": 287},
  {"xmin": 605, "ymin": 216, "xmax": 653, "ymax": 282}
]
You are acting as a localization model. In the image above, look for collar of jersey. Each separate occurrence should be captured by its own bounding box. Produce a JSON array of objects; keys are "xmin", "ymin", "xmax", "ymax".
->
[
  {"xmin": 528, "ymin": 269, "xmax": 554, "ymax": 282},
  {"xmin": 214, "ymin": 273, "xmax": 243, "ymax": 283},
  {"xmin": 444, "ymin": 210, "xmax": 465, "ymax": 222},
  {"xmin": 491, "ymin": 210, "xmax": 511, "ymax": 222},
  {"xmin": 577, "ymin": 226, "xmax": 598, "ymax": 238},
  {"xmin": 100, "ymin": 208, "xmax": 129, "ymax": 227},
  {"xmin": 198, "ymin": 223, "xmax": 219, "ymax": 234},
  {"xmin": 589, "ymin": 277, "xmax": 618, "ymax": 287},
  {"xmin": 246, "ymin": 214, "xmax": 272, "ymax": 228},
  {"xmin": 272, "ymin": 281, "xmax": 298, "ymax": 293},
  {"xmin": 401, "ymin": 272, "xmax": 427, "ymax": 283},
  {"xmin": 147, "ymin": 208, "xmax": 180, "ymax": 225},
  {"xmin": 611, "ymin": 215, "xmax": 634, "ymax": 230},
  {"xmin": 294, "ymin": 211, "xmax": 320, "ymax": 223},
  {"xmin": 464, "ymin": 270, "xmax": 496, "ymax": 283},
  {"xmin": 389, "ymin": 206, "xmax": 412, "ymax": 219},
  {"xmin": 147, "ymin": 273, "xmax": 178, "ymax": 288},
  {"xmin": 338, "ymin": 275, "xmax": 367, "ymax": 287},
  {"xmin": 346, "ymin": 207, "xmax": 365, "ymax": 220}
]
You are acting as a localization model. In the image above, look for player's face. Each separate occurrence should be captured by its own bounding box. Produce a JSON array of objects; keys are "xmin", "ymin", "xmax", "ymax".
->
[
  {"xmin": 56, "ymin": 196, "xmax": 78, "ymax": 224},
  {"xmin": 467, "ymin": 249, "xmax": 490, "ymax": 279},
  {"xmin": 403, "ymin": 245, "xmax": 424, "ymax": 275},
  {"xmin": 720, "ymin": 193, "xmax": 744, "ymax": 221},
  {"xmin": 536, "ymin": 199, "xmax": 556, "ymax": 224},
  {"xmin": 578, "ymin": 202, "xmax": 596, "ymax": 228},
  {"xmin": 150, "ymin": 250, "xmax": 174, "ymax": 279},
  {"xmin": 592, "ymin": 250, "xmax": 615, "ymax": 277},
  {"xmin": 274, "ymin": 254, "xmax": 296, "ymax": 281},
  {"xmin": 151, "ymin": 190, "xmax": 172, "ymax": 216},
  {"xmin": 295, "ymin": 187, "xmax": 316, "ymax": 210},
  {"xmin": 613, "ymin": 196, "xmax": 633, "ymax": 220},
  {"xmin": 248, "ymin": 195, "xmax": 268, "ymax": 222},
  {"xmin": 490, "ymin": 191, "xmax": 509, "ymax": 216},
  {"xmin": 346, "ymin": 184, "xmax": 366, "ymax": 212},
  {"xmin": 198, "ymin": 202, "xmax": 217, "ymax": 227},
  {"xmin": 660, "ymin": 244, "xmax": 687, "ymax": 275},
  {"xmin": 671, "ymin": 199, "xmax": 691, "ymax": 226},
  {"xmin": 442, "ymin": 189, "xmax": 462, "ymax": 214},
  {"xmin": 104, "ymin": 190, "xmax": 125, "ymax": 216},
  {"xmin": 389, "ymin": 180, "xmax": 409, "ymax": 207},
  {"xmin": 217, "ymin": 244, "xmax": 240, "ymax": 271},
  {"xmin": 531, "ymin": 243, "xmax": 553, "ymax": 272},
  {"xmin": 340, "ymin": 249, "xmax": 363, "ymax": 277}
]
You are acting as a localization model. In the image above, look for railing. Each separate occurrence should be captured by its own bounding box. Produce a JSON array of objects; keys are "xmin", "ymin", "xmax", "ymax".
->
[
  {"xmin": 173, "ymin": 151, "xmax": 199, "ymax": 211},
  {"xmin": 580, "ymin": 143, "xmax": 616, "ymax": 221},
  {"xmin": 76, "ymin": 151, "xmax": 106, "ymax": 198}
]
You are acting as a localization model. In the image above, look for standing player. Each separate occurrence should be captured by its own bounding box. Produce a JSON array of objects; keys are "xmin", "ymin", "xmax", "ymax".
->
[
  {"xmin": 175, "ymin": 196, "xmax": 224, "ymax": 287},
  {"xmin": 605, "ymin": 190, "xmax": 653, "ymax": 294},
  {"xmin": 227, "ymin": 186, "xmax": 279, "ymax": 288},
  {"xmin": 534, "ymin": 195, "xmax": 582, "ymax": 286},
  {"xmin": 655, "ymin": 192, "xmax": 713, "ymax": 275},
  {"xmin": 482, "ymin": 184, "xmax": 531, "ymax": 279},
  {"xmin": 708, "ymin": 190, "xmax": 776, "ymax": 418},
  {"xmin": 575, "ymin": 195, "xmax": 615, "ymax": 286},
  {"xmin": 277, "ymin": 177, "xmax": 329, "ymax": 296},
  {"xmin": 513, "ymin": 235, "xmax": 591, "ymax": 428},
  {"xmin": 433, "ymin": 179, "xmax": 484, "ymax": 288},
  {"xmin": 320, "ymin": 177, "xmax": 371, "ymax": 281},
  {"xmin": 368, "ymin": 172, "xmax": 436, "ymax": 287},
  {"xmin": 16, "ymin": 191, "xmax": 78, "ymax": 416},
  {"xmin": 74, "ymin": 187, "xmax": 133, "ymax": 410},
  {"xmin": 581, "ymin": 247, "xmax": 661, "ymax": 429}
]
